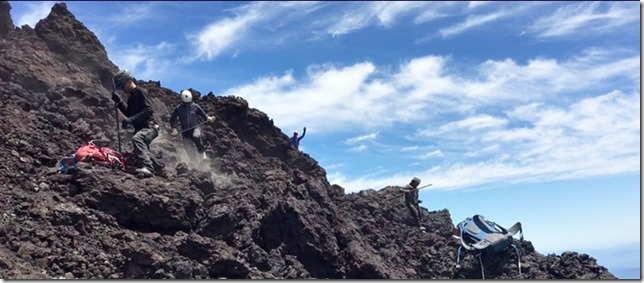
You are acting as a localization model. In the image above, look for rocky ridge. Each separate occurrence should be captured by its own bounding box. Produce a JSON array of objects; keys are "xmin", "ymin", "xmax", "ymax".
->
[{"xmin": 0, "ymin": 2, "xmax": 616, "ymax": 279}]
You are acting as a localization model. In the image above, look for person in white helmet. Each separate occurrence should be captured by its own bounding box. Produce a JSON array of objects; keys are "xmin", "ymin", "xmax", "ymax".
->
[{"xmin": 169, "ymin": 89, "xmax": 216, "ymax": 161}]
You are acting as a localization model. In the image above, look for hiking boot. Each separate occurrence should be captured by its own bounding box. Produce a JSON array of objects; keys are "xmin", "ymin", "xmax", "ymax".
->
[{"xmin": 135, "ymin": 167, "xmax": 153, "ymax": 177}]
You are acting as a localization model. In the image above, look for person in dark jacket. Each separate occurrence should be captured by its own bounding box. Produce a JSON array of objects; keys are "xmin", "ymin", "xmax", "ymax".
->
[
  {"xmin": 111, "ymin": 69, "xmax": 159, "ymax": 177},
  {"xmin": 169, "ymin": 89, "xmax": 216, "ymax": 161},
  {"xmin": 290, "ymin": 127, "xmax": 306, "ymax": 149},
  {"xmin": 401, "ymin": 177, "xmax": 424, "ymax": 231}
]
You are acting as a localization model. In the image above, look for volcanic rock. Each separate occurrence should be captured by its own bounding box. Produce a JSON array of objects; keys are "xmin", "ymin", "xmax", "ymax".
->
[{"xmin": 0, "ymin": 1, "xmax": 616, "ymax": 279}]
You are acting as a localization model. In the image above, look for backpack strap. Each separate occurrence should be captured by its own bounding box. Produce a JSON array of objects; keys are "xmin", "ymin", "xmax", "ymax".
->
[
  {"xmin": 511, "ymin": 242, "xmax": 524, "ymax": 275},
  {"xmin": 477, "ymin": 253, "xmax": 485, "ymax": 279},
  {"xmin": 492, "ymin": 222, "xmax": 509, "ymax": 234},
  {"xmin": 473, "ymin": 215, "xmax": 501, "ymax": 234},
  {"xmin": 455, "ymin": 246, "xmax": 463, "ymax": 265},
  {"xmin": 458, "ymin": 227, "xmax": 476, "ymax": 250},
  {"xmin": 505, "ymin": 222, "xmax": 523, "ymax": 240},
  {"xmin": 471, "ymin": 233, "xmax": 505, "ymax": 249}
]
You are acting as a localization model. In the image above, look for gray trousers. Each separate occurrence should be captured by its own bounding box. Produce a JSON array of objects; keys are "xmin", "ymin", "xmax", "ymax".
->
[
  {"xmin": 182, "ymin": 127, "xmax": 205, "ymax": 160},
  {"xmin": 132, "ymin": 127, "xmax": 158, "ymax": 169},
  {"xmin": 405, "ymin": 191, "xmax": 422, "ymax": 227}
]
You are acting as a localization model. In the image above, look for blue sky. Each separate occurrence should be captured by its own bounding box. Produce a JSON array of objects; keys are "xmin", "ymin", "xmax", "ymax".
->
[{"xmin": 10, "ymin": 1, "xmax": 640, "ymax": 278}]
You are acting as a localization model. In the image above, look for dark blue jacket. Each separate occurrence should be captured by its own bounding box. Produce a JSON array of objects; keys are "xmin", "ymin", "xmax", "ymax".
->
[
  {"xmin": 170, "ymin": 103, "xmax": 208, "ymax": 131},
  {"xmin": 290, "ymin": 128, "xmax": 306, "ymax": 148}
]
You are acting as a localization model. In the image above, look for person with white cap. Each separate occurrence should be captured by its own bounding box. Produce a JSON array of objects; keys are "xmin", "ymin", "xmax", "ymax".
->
[{"xmin": 290, "ymin": 127, "xmax": 306, "ymax": 150}]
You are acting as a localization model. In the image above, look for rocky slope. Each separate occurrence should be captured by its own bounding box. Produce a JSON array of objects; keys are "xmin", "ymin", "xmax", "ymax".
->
[{"xmin": 0, "ymin": 2, "xmax": 616, "ymax": 279}]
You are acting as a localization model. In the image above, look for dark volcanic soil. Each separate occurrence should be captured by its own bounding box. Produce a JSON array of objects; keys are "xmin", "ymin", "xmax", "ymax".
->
[{"xmin": 0, "ymin": 2, "xmax": 616, "ymax": 279}]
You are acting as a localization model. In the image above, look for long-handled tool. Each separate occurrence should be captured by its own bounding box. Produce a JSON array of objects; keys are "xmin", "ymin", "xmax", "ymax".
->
[
  {"xmin": 112, "ymin": 78, "xmax": 122, "ymax": 152},
  {"xmin": 384, "ymin": 183, "xmax": 433, "ymax": 201},
  {"xmin": 181, "ymin": 120, "xmax": 210, "ymax": 134},
  {"xmin": 414, "ymin": 183, "xmax": 433, "ymax": 191}
]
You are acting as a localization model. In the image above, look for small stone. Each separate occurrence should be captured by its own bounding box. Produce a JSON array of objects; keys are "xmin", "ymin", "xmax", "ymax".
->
[
  {"xmin": 11, "ymin": 150, "xmax": 19, "ymax": 157},
  {"xmin": 152, "ymin": 269, "xmax": 166, "ymax": 279},
  {"xmin": 64, "ymin": 272, "xmax": 74, "ymax": 279},
  {"xmin": 176, "ymin": 162, "xmax": 189, "ymax": 175},
  {"xmin": 39, "ymin": 182, "xmax": 50, "ymax": 191}
]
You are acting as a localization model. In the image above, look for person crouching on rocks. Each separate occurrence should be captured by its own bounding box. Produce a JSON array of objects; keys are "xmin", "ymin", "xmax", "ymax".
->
[
  {"xmin": 401, "ymin": 177, "xmax": 424, "ymax": 231},
  {"xmin": 169, "ymin": 89, "xmax": 216, "ymax": 162}
]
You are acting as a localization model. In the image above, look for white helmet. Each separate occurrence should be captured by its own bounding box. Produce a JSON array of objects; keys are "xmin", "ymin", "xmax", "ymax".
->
[{"xmin": 180, "ymin": 90, "xmax": 192, "ymax": 103}]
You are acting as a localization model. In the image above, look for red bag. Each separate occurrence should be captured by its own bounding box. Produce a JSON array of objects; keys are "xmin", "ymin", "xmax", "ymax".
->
[{"xmin": 73, "ymin": 141, "xmax": 126, "ymax": 170}]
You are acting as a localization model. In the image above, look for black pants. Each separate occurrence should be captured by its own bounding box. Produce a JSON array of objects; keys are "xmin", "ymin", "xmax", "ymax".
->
[
  {"xmin": 132, "ymin": 127, "xmax": 158, "ymax": 170},
  {"xmin": 182, "ymin": 127, "xmax": 205, "ymax": 159},
  {"xmin": 405, "ymin": 191, "xmax": 422, "ymax": 227}
]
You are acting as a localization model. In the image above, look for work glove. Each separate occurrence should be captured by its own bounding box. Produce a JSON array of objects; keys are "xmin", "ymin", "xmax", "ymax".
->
[
  {"xmin": 303, "ymin": 126, "xmax": 306, "ymax": 131},
  {"xmin": 171, "ymin": 128, "xmax": 178, "ymax": 136},
  {"xmin": 207, "ymin": 116, "xmax": 216, "ymax": 123},
  {"xmin": 111, "ymin": 91, "xmax": 122, "ymax": 104},
  {"xmin": 121, "ymin": 117, "xmax": 132, "ymax": 128}
]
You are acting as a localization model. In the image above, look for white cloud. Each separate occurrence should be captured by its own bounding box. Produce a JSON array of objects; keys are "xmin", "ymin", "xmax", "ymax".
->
[
  {"xmin": 109, "ymin": 42, "xmax": 176, "ymax": 81},
  {"xmin": 15, "ymin": 1, "xmax": 54, "ymax": 28},
  {"xmin": 422, "ymin": 115, "xmax": 509, "ymax": 137},
  {"xmin": 439, "ymin": 9, "xmax": 511, "ymax": 37},
  {"xmin": 345, "ymin": 132, "xmax": 378, "ymax": 145},
  {"xmin": 374, "ymin": 2, "xmax": 429, "ymax": 27},
  {"xmin": 412, "ymin": 2, "xmax": 462, "ymax": 25},
  {"xmin": 418, "ymin": 150, "xmax": 444, "ymax": 160},
  {"xmin": 185, "ymin": 2, "xmax": 323, "ymax": 62},
  {"xmin": 222, "ymin": 62, "xmax": 398, "ymax": 132},
  {"xmin": 350, "ymin": 145, "xmax": 369, "ymax": 153},
  {"xmin": 328, "ymin": 171, "xmax": 423, "ymax": 193},
  {"xmin": 328, "ymin": 2, "xmax": 439, "ymax": 36},
  {"xmin": 179, "ymin": 1, "xmax": 626, "ymax": 61},
  {"xmin": 465, "ymin": 53, "xmax": 640, "ymax": 101},
  {"xmin": 221, "ymin": 47, "xmax": 638, "ymax": 136},
  {"xmin": 530, "ymin": 2, "xmax": 639, "ymax": 38},
  {"xmin": 464, "ymin": 144, "xmax": 501, "ymax": 158},
  {"xmin": 325, "ymin": 1, "xmax": 505, "ymax": 36},
  {"xmin": 106, "ymin": 2, "xmax": 155, "ymax": 26},
  {"xmin": 331, "ymin": 90, "xmax": 639, "ymax": 193},
  {"xmin": 273, "ymin": 48, "xmax": 640, "ymax": 194},
  {"xmin": 187, "ymin": 10, "xmax": 261, "ymax": 61},
  {"xmin": 322, "ymin": 162, "xmax": 345, "ymax": 170},
  {"xmin": 438, "ymin": 2, "xmax": 549, "ymax": 38},
  {"xmin": 327, "ymin": 5, "xmax": 375, "ymax": 36},
  {"xmin": 467, "ymin": 1, "xmax": 492, "ymax": 9}
]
